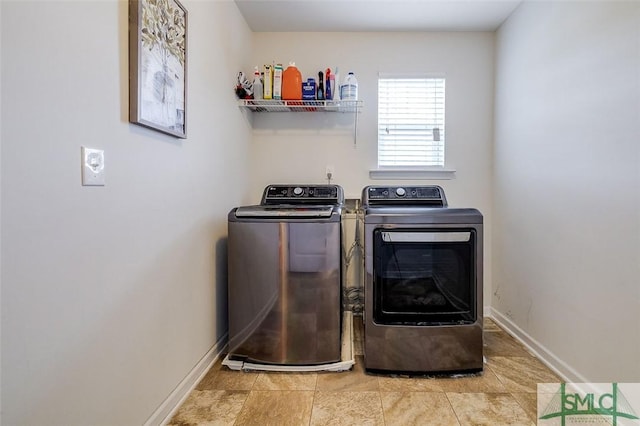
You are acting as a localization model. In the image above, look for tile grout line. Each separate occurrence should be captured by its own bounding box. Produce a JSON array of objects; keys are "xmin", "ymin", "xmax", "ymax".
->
[
  {"xmin": 377, "ymin": 387, "xmax": 387, "ymax": 426},
  {"xmin": 443, "ymin": 391, "xmax": 464, "ymax": 426},
  {"xmin": 511, "ymin": 392, "xmax": 538, "ymax": 425},
  {"xmin": 308, "ymin": 373, "xmax": 319, "ymax": 426},
  {"xmin": 233, "ymin": 371, "xmax": 259, "ymax": 425}
]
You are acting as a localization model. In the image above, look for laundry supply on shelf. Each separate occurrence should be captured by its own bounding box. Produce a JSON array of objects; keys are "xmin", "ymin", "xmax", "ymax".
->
[
  {"xmin": 340, "ymin": 72, "xmax": 358, "ymax": 101},
  {"xmin": 333, "ymin": 67, "xmax": 341, "ymax": 100},
  {"xmin": 282, "ymin": 62, "xmax": 302, "ymax": 100},
  {"xmin": 235, "ymin": 71, "xmax": 253, "ymax": 99},
  {"xmin": 325, "ymin": 68, "xmax": 333, "ymax": 100},
  {"xmin": 302, "ymin": 78, "xmax": 316, "ymax": 100},
  {"xmin": 263, "ymin": 64, "xmax": 273, "ymax": 99},
  {"xmin": 272, "ymin": 64, "xmax": 283, "ymax": 100},
  {"xmin": 252, "ymin": 67, "xmax": 263, "ymax": 100},
  {"xmin": 317, "ymin": 71, "xmax": 325, "ymax": 100}
]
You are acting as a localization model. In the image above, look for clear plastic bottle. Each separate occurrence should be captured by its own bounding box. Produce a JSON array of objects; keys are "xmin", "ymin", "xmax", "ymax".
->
[
  {"xmin": 340, "ymin": 72, "xmax": 358, "ymax": 101},
  {"xmin": 252, "ymin": 67, "xmax": 263, "ymax": 100},
  {"xmin": 333, "ymin": 68, "xmax": 341, "ymax": 101}
]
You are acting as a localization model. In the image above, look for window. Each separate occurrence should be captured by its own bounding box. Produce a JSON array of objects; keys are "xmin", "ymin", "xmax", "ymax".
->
[{"xmin": 377, "ymin": 77, "xmax": 445, "ymax": 168}]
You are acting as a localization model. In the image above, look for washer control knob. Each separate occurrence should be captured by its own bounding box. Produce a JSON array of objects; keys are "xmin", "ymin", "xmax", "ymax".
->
[
  {"xmin": 396, "ymin": 187, "xmax": 406, "ymax": 197},
  {"xmin": 293, "ymin": 187, "xmax": 304, "ymax": 196}
]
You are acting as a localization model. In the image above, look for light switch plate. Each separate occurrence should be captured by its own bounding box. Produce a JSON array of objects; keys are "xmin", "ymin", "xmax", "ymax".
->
[{"xmin": 81, "ymin": 147, "xmax": 105, "ymax": 186}]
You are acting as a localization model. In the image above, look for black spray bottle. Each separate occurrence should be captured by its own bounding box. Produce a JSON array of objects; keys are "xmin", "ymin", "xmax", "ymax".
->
[{"xmin": 317, "ymin": 71, "xmax": 325, "ymax": 100}]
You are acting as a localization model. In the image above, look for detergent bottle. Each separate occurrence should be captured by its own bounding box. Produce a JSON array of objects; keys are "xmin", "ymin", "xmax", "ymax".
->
[
  {"xmin": 325, "ymin": 68, "xmax": 332, "ymax": 100},
  {"xmin": 341, "ymin": 72, "xmax": 358, "ymax": 101},
  {"xmin": 282, "ymin": 62, "xmax": 302, "ymax": 100}
]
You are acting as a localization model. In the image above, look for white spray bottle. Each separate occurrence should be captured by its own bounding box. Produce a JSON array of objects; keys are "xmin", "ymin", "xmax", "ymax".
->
[{"xmin": 252, "ymin": 66, "xmax": 263, "ymax": 100}]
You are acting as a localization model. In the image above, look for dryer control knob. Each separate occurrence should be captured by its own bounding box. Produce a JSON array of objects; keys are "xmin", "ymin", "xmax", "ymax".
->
[
  {"xmin": 293, "ymin": 187, "xmax": 304, "ymax": 196},
  {"xmin": 396, "ymin": 187, "xmax": 406, "ymax": 197}
]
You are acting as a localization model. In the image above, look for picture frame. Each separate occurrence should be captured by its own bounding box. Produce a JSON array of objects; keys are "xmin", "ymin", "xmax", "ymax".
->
[{"xmin": 129, "ymin": 0, "xmax": 187, "ymax": 138}]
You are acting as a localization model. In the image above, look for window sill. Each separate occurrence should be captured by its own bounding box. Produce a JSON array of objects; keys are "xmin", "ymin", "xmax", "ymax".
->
[{"xmin": 369, "ymin": 168, "xmax": 456, "ymax": 180}]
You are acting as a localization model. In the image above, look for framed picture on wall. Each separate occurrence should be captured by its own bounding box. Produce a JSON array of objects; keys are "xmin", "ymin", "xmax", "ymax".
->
[{"xmin": 129, "ymin": 0, "xmax": 187, "ymax": 138}]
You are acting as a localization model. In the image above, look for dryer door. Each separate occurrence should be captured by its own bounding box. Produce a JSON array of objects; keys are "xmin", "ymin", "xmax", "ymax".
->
[{"xmin": 372, "ymin": 228, "xmax": 477, "ymax": 325}]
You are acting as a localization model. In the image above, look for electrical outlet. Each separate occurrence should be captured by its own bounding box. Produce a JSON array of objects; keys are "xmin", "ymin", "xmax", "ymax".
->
[
  {"xmin": 81, "ymin": 147, "xmax": 105, "ymax": 186},
  {"xmin": 326, "ymin": 165, "xmax": 335, "ymax": 179}
]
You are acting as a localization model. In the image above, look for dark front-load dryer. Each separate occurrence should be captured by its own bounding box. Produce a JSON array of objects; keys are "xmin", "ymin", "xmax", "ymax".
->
[{"xmin": 362, "ymin": 185, "xmax": 483, "ymax": 374}]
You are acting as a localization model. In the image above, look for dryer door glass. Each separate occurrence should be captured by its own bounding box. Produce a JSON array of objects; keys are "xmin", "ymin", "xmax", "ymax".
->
[{"xmin": 372, "ymin": 228, "xmax": 477, "ymax": 325}]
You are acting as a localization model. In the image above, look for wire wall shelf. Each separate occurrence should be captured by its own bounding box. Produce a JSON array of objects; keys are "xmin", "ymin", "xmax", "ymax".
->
[{"xmin": 238, "ymin": 99, "xmax": 363, "ymax": 113}]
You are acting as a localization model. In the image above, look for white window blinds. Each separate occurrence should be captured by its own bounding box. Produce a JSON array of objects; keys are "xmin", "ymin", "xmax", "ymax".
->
[{"xmin": 377, "ymin": 77, "xmax": 445, "ymax": 167}]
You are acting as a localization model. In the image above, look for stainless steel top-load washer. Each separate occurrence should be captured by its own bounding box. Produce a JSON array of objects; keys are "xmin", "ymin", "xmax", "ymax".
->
[
  {"xmin": 226, "ymin": 184, "xmax": 344, "ymax": 367},
  {"xmin": 361, "ymin": 185, "xmax": 483, "ymax": 374}
]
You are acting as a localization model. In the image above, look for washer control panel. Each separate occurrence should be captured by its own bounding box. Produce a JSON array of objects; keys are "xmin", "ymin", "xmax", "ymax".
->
[
  {"xmin": 262, "ymin": 185, "xmax": 344, "ymax": 205},
  {"xmin": 363, "ymin": 185, "xmax": 447, "ymax": 207}
]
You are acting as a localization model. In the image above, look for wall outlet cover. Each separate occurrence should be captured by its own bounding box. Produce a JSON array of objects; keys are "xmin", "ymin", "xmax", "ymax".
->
[{"xmin": 81, "ymin": 147, "xmax": 105, "ymax": 186}]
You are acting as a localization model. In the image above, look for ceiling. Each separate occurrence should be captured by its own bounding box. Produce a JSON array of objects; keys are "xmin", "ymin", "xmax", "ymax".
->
[{"xmin": 234, "ymin": 0, "xmax": 523, "ymax": 32}]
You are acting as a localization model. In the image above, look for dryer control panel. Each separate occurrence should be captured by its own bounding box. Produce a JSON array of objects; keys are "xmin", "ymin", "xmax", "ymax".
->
[{"xmin": 362, "ymin": 185, "xmax": 447, "ymax": 207}]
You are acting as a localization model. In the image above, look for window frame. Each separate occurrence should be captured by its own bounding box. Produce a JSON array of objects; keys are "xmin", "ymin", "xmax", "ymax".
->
[{"xmin": 371, "ymin": 73, "xmax": 455, "ymax": 180}]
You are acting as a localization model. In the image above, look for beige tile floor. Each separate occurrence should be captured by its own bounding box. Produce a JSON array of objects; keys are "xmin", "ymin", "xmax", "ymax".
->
[{"xmin": 168, "ymin": 317, "xmax": 561, "ymax": 425}]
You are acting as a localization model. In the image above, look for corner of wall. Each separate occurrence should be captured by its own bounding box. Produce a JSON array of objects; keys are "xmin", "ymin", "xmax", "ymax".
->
[
  {"xmin": 1, "ymin": 0, "xmax": 4, "ymax": 421},
  {"xmin": 144, "ymin": 334, "xmax": 228, "ymax": 426}
]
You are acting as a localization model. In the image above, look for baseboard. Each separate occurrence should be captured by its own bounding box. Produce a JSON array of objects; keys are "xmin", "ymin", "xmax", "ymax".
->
[
  {"xmin": 490, "ymin": 309, "xmax": 588, "ymax": 383},
  {"xmin": 144, "ymin": 333, "xmax": 228, "ymax": 426},
  {"xmin": 483, "ymin": 305, "xmax": 492, "ymax": 317}
]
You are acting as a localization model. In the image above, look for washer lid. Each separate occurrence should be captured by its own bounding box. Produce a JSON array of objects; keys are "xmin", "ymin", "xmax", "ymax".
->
[{"xmin": 235, "ymin": 205, "xmax": 335, "ymax": 218}]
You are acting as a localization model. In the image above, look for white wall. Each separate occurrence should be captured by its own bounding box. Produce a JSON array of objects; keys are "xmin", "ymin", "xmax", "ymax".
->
[
  {"xmin": 0, "ymin": 1, "xmax": 3, "ymax": 419},
  {"xmin": 248, "ymin": 31, "xmax": 495, "ymax": 305},
  {"xmin": 0, "ymin": 1, "xmax": 252, "ymax": 424},
  {"xmin": 494, "ymin": 1, "xmax": 640, "ymax": 382}
]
